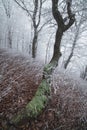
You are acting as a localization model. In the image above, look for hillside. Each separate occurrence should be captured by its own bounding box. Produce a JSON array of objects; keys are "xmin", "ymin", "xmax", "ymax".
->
[{"xmin": 0, "ymin": 49, "xmax": 87, "ymax": 130}]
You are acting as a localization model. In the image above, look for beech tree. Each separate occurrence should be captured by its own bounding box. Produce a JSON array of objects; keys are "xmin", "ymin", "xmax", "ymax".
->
[{"xmin": 5, "ymin": 0, "xmax": 75, "ymax": 128}]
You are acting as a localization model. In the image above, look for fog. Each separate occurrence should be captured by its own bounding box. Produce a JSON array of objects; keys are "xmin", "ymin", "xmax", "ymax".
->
[{"xmin": 0, "ymin": 0, "xmax": 87, "ymax": 78}]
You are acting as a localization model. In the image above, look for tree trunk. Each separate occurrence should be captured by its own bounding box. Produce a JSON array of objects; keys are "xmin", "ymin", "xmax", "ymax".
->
[
  {"xmin": 32, "ymin": 28, "xmax": 38, "ymax": 58},
  {"xmin": 8, "ymin": 79, "xmax": 50, "ymax": 128},
  {"xmin": 64, "ymin": 52, "xmax": 73, "ymax": 69},
  {"xmin": 50, "ymin": 28, "xmax": 63, "ymax": 65},
  {"xmin": 8, "ymin": 29, "xmax": 12, "ymax": 48}
]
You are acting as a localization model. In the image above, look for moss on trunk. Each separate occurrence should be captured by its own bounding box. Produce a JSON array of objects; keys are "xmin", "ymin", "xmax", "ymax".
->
[{"xmin": 11, "ymin": 79, "xmax": 50, "ymax": 126}]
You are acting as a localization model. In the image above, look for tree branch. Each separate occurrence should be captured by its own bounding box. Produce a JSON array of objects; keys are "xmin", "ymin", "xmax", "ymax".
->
[
  {"xmin": 37, "ymin": 0, "xmax": 42, "ymax": 27},
  {"xmin": 14, "ymin": 0, "xmax": 33, "ymax": 19},
  {"xmin": 2, "ymin": 0, "xmax": 11, "ymax": 18},
  {"xmin": 52, "ymin": 0, "xmax": 64, "ymax": 27},
  {"xmin": 38, "ymin": 18, "xmax": 52, "ymax": 33},
  {"xmin": 64, "ymin": 0, "xmax": 75, "ymax": 31}
]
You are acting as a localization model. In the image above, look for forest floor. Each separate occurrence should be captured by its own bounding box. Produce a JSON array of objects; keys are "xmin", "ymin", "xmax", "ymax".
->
[{"xmin": 0, "ymin": 48, "xmax": 87, "ymax": 130}]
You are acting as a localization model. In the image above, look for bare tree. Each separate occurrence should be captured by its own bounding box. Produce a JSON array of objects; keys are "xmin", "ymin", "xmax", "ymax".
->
[
  {"xmin": 63, "ymin": 0, "xmax": 87, "ymax": 69},
  {"xmin": 8, "ymin": 0, "xmax": 75, "ymax": 127},
  {"xmin": 80, "ymin": 65, "xmax": 87, "ymax": 80},
  {"xmin": 49, "ymin": 0, "xmax": 75, "ymax": 66},
  {"xmin": 64, "ymin": 15, "xmax": 82, "ymax": 69},
  {"xmin": 14, "ymin": 0, "xmax": 49, "ymax": 58},
  {"xmin": 2, "ymin": 0, "xmax": 13, "ymax": 48}
]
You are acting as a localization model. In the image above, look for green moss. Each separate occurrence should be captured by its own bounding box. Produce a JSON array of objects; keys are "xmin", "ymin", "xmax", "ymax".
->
[
  {"xmin": 43, "ymin": 62, "xmax": 57, "ymax": 75},
  {"xmin": 26, "ymin": 79, "xmax": 50, "ymax": 117},
  {"xmin": 44, "ymin": 63, "xmax": 53, "ymax": 73},
  {"xmin": 11, "ymin": 79, "xmax": 50, "ymax": 125},
  {"xmin": 36, "ymin": 79, "xmax": 50, "ymax": 95}
]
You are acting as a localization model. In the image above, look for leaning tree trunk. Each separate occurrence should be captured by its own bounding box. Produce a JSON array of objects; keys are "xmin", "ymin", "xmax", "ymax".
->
[
  {"xmin": 5, "ymin": 0, "xmax": 75, "ymax": 129},
  {"xmin": 9, "ymin": 78, "xmax": 50, "ymax": 127},
  {"xmin": 50, "ymin": 28, "xmax": 63, "ymax": 64},
  {"xmin": 6, "ymin": 26, "xmax": 63, "ymax": 127}
]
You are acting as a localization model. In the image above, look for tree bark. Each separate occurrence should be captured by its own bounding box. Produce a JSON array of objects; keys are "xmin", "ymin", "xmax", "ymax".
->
[
  {"xmin": 50, "ymin": 28, "xmax": 63, "ymax": 64},
  {"xmin": 64, "ymin": 52, "xmax": 73, "ymax": 69},
  {"xmin": 8, "ymin": 29, "xmax": 12, "ymax": 48},
  {"xmin": 50, "ymin": 0, "xmax": 75, "ymax": 66},
  {"xmin": 32, "ymin": 28, "xmax": 38, "ymax": 58}
]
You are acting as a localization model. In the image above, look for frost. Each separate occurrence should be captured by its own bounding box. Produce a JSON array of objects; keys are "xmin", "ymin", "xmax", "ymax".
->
[
  {"xmin": 0, "ymin": 85, "xmax": 12, "ymax": 101},
  {"xmin": 0, "ymin": 49, "xmax": 87, "ymax": 129}
]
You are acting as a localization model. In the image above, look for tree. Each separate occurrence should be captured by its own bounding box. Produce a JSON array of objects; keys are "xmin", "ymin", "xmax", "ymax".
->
[
  {"xmin": 64, "ymin": 14, "xmax": 83, "ymax": 69},
  {"xmin": 63, "ymin": 0, "xmax": 87, "ymax": 69},
  {"xmin": 6, "ymin": 0, "xmax": 75, "ymax": 128},
  {"xmin": 80, "ymin": 65, "xmax": 87, "ymax": 80},
  {"xmin": 14, "ymin": 0, "xmax": 48, "ymax": 58},
  {"xmin": 2, "ymin": 0, "xmax": 13, "ymax": 48},
  {"xmin": 50, "ymin": 0, "xmax": 75, "ymax": 66}
]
